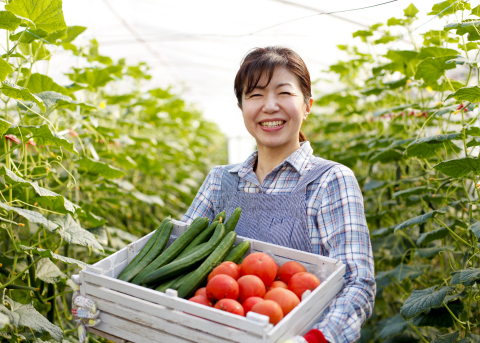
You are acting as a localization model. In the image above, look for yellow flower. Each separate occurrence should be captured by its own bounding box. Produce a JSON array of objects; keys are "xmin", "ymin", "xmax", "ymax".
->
[
  {"xmin": 436, "ymin": 102, "xmax": 442, "ymax": 106},
  {"xmin": 99, "ymin": 101, "xmax": 106, "ymax": 109},
  {"xmin": 453, "ymin": 110, "xmax": 460, "ymax": 115},
  {"xmin": 426, "ymin": 86, "xmax": 433, "ymax": 93}
]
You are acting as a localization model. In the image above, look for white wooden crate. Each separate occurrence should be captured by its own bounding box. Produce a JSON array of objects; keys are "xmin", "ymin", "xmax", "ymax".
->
[{"xmin": 79, "ymin": 220, "xmax": 345, "ymax": 343}]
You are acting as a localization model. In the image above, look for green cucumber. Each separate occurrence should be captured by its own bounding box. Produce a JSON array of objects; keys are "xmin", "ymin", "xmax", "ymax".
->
[
  {"xmin": 223, "ymin": 241, "xmax": 250, "ymax": 263},
  {"xmin": 143, "ymin": 223, "xmax": 225, "ymax": 285},
  {"xmin": 132, "ymin": 217, "xmax": 209, "ymax": 285},
  {"xmin": 177, "ymin": 231, "xmax": 237, "ymax": 299},
  {"xmin": 156, "ymin": 277, "xmax": 178, "ymax": 293},
  {"xmin": 120, "ymin": 218, "xmax": 174, "ymax": 282},
  {"xmin": 175, "ymin": 220, "xmax": 219, "ymax": 260},
  {"xmin": 118, "ymin": 217, "xmax": 170, "ymax": 280},
  {"xmin": 6, "ymin": 284, "xmax": 37, "ymax": 291},
  {"xmin": 225, "ymin": 207, "xmax": 241, "ymax": 234},
  {"xmin": 214, "ymin": 211, "xmax": 225, "ymax": 223}
]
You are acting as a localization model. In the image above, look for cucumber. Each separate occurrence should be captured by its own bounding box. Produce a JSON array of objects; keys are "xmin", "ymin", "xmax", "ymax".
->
[
  {"xmin": 214, "ymin": 211, "xmax": 225, "ymax": 223},
  {"xmin": 143, "ymin": 223, "xmax": 225, "ymax": 285},
  {"xmin": 175, "ymin": 220, "xmax": 219, "ymax": 260},
  {"xmin": 223, "ymin": 241, "xmax": 250, "ymax": 263},
  {"xmin": 132, "ymin": 217, "xmax": 209, "ymax": 285},
  {"xmin": 6, "ymin": 284, "xmax": 37, "ymax": 291},
  {"xmin": 156, "ymin": 270, "xmax": 193, "ymax": 292},
  {"xmin": 117, "ymin": 217, "xmax": 170, "ymax": 280},
  {"xmin": 177, "ymin": 231, "xmax": 237, "ymax": 299},
  {"xmin": 27, "ymin": 254, "xmax": 45, "ymax": 305},
  {"xmin": 120, "ymin": 218, "xmax": 174, "ymax": 282},
  {"xmin": 225, "ymin": 207, "xmax": 241, "ymax": 234}
]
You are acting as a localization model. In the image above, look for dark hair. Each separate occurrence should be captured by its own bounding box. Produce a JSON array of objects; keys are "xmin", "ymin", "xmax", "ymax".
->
[{"xmin": 234, "ymin": 46, "xmax": 311, "ymax": 142}]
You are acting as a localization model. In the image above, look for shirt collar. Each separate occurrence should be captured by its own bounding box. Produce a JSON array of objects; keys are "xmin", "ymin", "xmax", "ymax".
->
[{"xmin": 228, "ymin": 141, "xmax": 313, "ymax": 177}]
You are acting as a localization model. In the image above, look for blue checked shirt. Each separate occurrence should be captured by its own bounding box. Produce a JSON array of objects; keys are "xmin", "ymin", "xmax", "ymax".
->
[{"xmin": 182, "ymin": 141, "xmax": 376, "ymax": 343}]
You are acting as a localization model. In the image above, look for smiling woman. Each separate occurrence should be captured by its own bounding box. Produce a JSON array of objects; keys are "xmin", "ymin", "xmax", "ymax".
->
[{"xmin": 183, "ymin": 46, "xmax": 375, "ymax": 343}]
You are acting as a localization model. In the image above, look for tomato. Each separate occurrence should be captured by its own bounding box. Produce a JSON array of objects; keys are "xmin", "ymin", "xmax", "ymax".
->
[
  {"xmin": 264, "ymin": 288, "xmax": 300, "ymax": 316},
  {"xmin": 251, "ymin": 300, "xmax": 283, "ymax": 325},
  {"xmin": 194, "ymin": 287, "xmax": 207, "ymax": 297},
  {"xmin": 208, "ymin": 261, "xmax": 240, "ymax": 282},
  {"xmin": 214, "ymin": 299, "xmax": 245, "ymax": 316},
  {"xmin": 277, "ymin": 261, "xmax": 306, "ymax": 284},
  {"xmin": 268, "ymin": 280, "xmax": 288, "ymax": 290},
  {"xmin": 288, "ymin": 272, "xmax": 321, "ymax": 299},
  {"xmin": 242, "ymin": 297, "xmax": 264, "ymax": 314},
  {"xmin": 206, "ymin": 274, "xmax": 239, "ymax": 302},
  {"xmin": 240, "ymin": 252, "xmax": 277, "ymax": 286},
  {"xmin": 237, "ymin": 275, "xmax": 266, "ymax": 303},
  {"xmin": 275, "ymin": 263, "xmax": 280, "ymax": 278},
  {"xmin": 188, "ymin": 295, "xmax": 213, "ymax": 307}
]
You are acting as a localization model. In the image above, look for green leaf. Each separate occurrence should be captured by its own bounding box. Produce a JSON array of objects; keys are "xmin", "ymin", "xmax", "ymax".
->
[
  {"xmin": 373, "ymin": 104, "xmax": 419, "ymax": 118},
  {"xmin": 384, "ymin": 77, "xmax": 408, "ymax": 89},
  {"xmin": 7, "ymin": 124, "xmax": 78, "ymax": 155},
  {"xmin": 385, "ymin": 50, "xmax": 419, "ymax": 63},
  {"xmin": 5, "ymin": 0, "xmax": 66, "ymax": 33},
  {"xmin": 0, "ymin": 81, "xmax": 45, "ymax": 112},
  {"xmin": 412, "ymin": 300, "xmax": 463, "ymax": 328},
  {"xmin": 0, "ymin": 296, "xmax": 63, "ymax": 341},
  {"xmin": 450, "ymin": 268, "xmax": 480, "ymax": 286},
  {"xmin": 467, "ymin": 333, "xmax": 480, "ymax": 343},
  {"xmin": 446, "ymin": 86, "xmax": 480, "ymax": 102},
  {"xmin": 62, "ymin": 25, "xmax": 86, "ymax": 43},
  {"xmin": 404, "ymin": 3, "xmax": 419, "ymax": 17},
  {"xmin": 446, "ymin": 56, "xmax": 478, "ymax": 67},
  {"xmin": 360, "ymin": 88, "xmax": 383, "ymax": 96},
  {"xmin": 35, "ymin": 91, "xmax": 96, "ymax": 110},
  {"xmin": 0, "ymin": 202, "xmax": 58, "ymax": 231},
  {"xmin": 393, "ymin": 186, "xmax": 429, "ymax": 198},
  {"xmin": 0, "ymin": 11, "xmax": 23, "ymax": 30},
  {"xmin": 19, "ymin": 245, "xmax": 86, "ymax": 268},
  {"xmin": 376, "ymin": 263, "xmax": 427, "ymax": 283},
  {"xmin": 387, "ymin": 17, "xmax": 407, "ymax": 26},
  {"xmin": 415, "ymin": 245, "xmax": 455, "ymax": 259},
  {"xmin": 0, "ymin": 312, "xmax": 9, "ymax": 330},
  {"xmin": 473, "ymin": 5, "xmax": 480, "ymax": 17},
  {"xmin": 76, "ymin": 157, "xmax": 125, "ymax": 179},
  {"xmin": 36, "ymin": 257, "xmax": 66, "ymax": 283},
  {"xmin": 0, "ymin": 118, "xmax": 12, "ymax": 136},
  {"xmin": 429, "ymin": 0, "xmax": 470, "ymax": 17},
  {"xmin": 369, "ymin": 149, "xmax": 403, "ymax": 163},
  {"xmin": 417, "ymin": 227, "xmax": 449, "ymax": 246},
  {"xmin": 377, "ymin": 314, "xmax": 408, "ymax": 340},
  {"xmin": 400, "ymin": 286, "xmax": 453, "ymax": 320},
  {"xmin": 0, "ymin": 59, "xmax": 13, "ymax": 82},
  {"xmin": 433, "ymin": 157, "xmax": 480, "ymax": 178},
  {"xmin": 431, "ymin": 331, "xmax": 460, "ymax": 343},
  {"xmin": 415, "ymin": 56, "xmax": 457, "ymax": 85},
  {"xmin": 70, "ymin": 68, "xmax": 114, "ymax": 90},
  {"xmin": 467, "ymin": 137, "xmax": 480, "ymax": 148},
  {"xmin": 52, "ymin": 214, "xmax": 103, "ymax": 250},
  {"xmin": 363, "ymin": 179, "xmax": 385, "ymax": 191},
  {"xmin": 130, "ymin": 191, "xmax": 165, "ymax": 207},
  {"xmin": 468, "ymin": 222, "xmax": 480, "ymax": 239},
  {"xmin": 22, "ymin": 73, "xmax": 69, "ymax": 95},
  {"xmin": 404, "ymin": 133, "xmax": 462, "ymax": 158},
  {"xmin": 395, "ymin": 207, "xmax": 450, "ymax": 232},
  {"xmin": 417, "ymin": 47, "xmax": 459, "ymax": 59}
]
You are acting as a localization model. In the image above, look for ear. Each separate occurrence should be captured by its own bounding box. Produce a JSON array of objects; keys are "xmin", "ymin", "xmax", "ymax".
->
[
  {"xmin": 237, "ymin": 102, "xmax": 242, "ymax": 111},
  {"xmin": 304, "ymin": 97, "xmax": 313, "ymax": 120}
]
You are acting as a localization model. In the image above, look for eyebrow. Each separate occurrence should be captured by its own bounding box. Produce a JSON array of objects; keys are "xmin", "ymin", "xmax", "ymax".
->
[{"xmin": 251, "ymin": 82, "xmax": 293, "ymax": 91}]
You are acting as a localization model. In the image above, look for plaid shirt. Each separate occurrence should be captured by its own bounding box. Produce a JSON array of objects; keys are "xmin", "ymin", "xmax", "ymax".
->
[{"xmin": 182, "ymin": 142, "xmax": 376, "ymax": 343}]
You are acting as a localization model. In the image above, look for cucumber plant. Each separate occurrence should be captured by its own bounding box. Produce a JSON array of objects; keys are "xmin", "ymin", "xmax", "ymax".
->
[
  {"xmin": 0, "ymin": 0, "xmax": 226, "ymax": 341},
  {"xmin": 306, "ymin": 2, "xmax": 480, "ymax": 342}
]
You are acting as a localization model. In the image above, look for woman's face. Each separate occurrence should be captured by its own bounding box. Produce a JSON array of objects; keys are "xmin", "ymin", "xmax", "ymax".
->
[{"xmin": 240, "ymin": 67, "xmax": 312, "ymax": 152}]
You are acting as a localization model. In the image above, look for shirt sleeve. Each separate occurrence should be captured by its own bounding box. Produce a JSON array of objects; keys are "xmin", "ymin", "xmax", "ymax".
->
[
  {"xmin": 181, "ymin": 167, "xmax": 220, "ymax": 224},
  {"xmin": 312, "ymin": 166, "xmax": 376, "ymax": 343}
]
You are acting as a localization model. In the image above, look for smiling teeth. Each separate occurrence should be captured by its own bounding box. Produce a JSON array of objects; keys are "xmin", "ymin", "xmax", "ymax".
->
[{"xmin": 261, "ymin": 121, "xmax": 284, "ymax": 127}]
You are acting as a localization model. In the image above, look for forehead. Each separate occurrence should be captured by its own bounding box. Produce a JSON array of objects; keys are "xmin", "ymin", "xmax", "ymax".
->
[{"xmin": 253, "ymin": 67, "xmax": 300, "ymax": 89}]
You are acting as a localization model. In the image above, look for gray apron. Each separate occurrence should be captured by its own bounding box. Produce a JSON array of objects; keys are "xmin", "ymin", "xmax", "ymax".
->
[{"xmin": 212, "ymin": 160, "xmax": 339, "ymax": 253}]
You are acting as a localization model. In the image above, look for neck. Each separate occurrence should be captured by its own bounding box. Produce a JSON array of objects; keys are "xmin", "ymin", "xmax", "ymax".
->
[{"xmin": 255, "ymin": 140, "xmax": 301, "ymax": 184}]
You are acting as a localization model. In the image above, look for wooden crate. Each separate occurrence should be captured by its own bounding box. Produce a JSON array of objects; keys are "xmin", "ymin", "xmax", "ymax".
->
[{"xmin": 79, "ymin": 220, "xmax": 345, "ymax": 343}]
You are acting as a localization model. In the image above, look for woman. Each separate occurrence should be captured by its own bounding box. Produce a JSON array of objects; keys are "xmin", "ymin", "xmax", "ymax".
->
[{"xmin": 182, "ymin": 46, "xmax": 375, "ymax": 343}]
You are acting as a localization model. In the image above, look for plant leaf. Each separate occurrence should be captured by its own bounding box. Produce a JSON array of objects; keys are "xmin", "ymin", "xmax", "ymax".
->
[
  {"xmin": 415, "ymin": 56, "xmax": 457, "ymax": 85},
  {"xmin": 35, "ymin": 91, "xmax": 96, "ymax": 110},
  {"xmin": 433, "ymin": 157, "xmax": 480, "ymax": 178},
  {"xmin": 377, "ymin": 314, "xmax": 408, "ymax": 340},
  {"xmin": 404, "ymin": 133, "xmax": 462, "ymax": 158},
  {"xmin": 363, "ymin": 179, "xmax": 385, "ymax": 191},
  {"xmin": 19, "ymin": 245, "xmax": 86, "ymax": 268},
  {"xmin": 376, "ymin": 263, "xmax": 427, "ymax": 283},
  {"xmin": 130, "ymin": 191, "xmax": 165, "ymax": 207},
  {"xmin": 373, "ymin": 104, "xmax": 419, "ymax": 118},
  {"xmin": 431, "ymin": 331, "xmax": 460, "ymax": 343},
  {"xmin": 0, "ymin": 81, "xmax": 45, "ymax": 112},
  {"xmin": 5, "ymin": 0, "xmax": 66, "ymax": 33},
  {"xmin": 52, "ymin": 214, "xmax": 103, "ymax": 250},
  {"xmin": 468, "ymin": 222, "xmax": 480, "ymax": 239},
  {"xmin": 22, "ymin": 73, "xmax": 69, "ymax": 95},
  {"xmin": 0, "ymin": 59, "xmax": 13, "ymax": 82},
  {"xmin": 395, "ymin": 207, "xmax": 449, "ymax": 232},
  {"xmin": 0, "ymin": 11, "xmax": 23, "ymax": 30},
  {"xmin": 446, "ymin": 85, "xmax": 480, "ymax": 102},
  {"xmin": 450, "ymin": 268, "xmax": 480, "ymax": 286},
  {"xmin": 417, "ymin": 227, "xmax": 449, "ymax": 246},
  {"xmin": 393, "ymin": 186, "xmax": 429, "ymax": 198},
  {"xmin": 415, "ymin": 245, "xmax": 455, "ymax": 259},
  {"xmin": 0, "ymin": 118, "xmax": 12, "ymax": 136},
  {"xmin": 0, "ymin": 296, "xmax": 63, "ymax": 341},
  {"xmin": 400, "ymin": 286, "xmax": 453, "ymax": 320},
  {"xmin": 36, "ymin": 258, "xmax": 66, "ymax": 284},
  {"xmin": 417, "ymin": 47, "xmax": 459, "ymax": 59},
  {"xmin": 76, "ymin": 157, "xmax": 125, "ymax": 179},
  {"xmin": 0, "ymin": 202, "xmax": 58, "ymax": 231},
  {"xmin": 404, "ymin": 3, "xmax": 419, "ymax": 17},
  {"xmin": 411, "ymin": 299, "xmax": 463, "ymax": 328}
]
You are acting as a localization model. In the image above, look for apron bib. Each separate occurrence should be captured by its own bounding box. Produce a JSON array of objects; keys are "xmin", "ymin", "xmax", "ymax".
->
[{"xmin": 213, "ymin": 160, "xmax": 339, "ymax": 253}]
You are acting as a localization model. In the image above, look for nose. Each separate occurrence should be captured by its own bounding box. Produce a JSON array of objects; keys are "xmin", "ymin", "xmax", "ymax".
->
[{"xmin": 262, "ymin": 93, "xmax": 279, "ymax": 114}]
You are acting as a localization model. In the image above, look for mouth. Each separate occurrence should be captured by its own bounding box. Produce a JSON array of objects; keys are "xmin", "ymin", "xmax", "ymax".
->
[{"xmin": 259, "ymin": 120, "xmax": 286, "ymax": 128}]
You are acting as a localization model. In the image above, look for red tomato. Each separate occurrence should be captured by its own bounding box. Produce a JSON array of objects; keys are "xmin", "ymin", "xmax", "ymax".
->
[
  {"xmin": 268, "ymin": 280, "xmax": 288, "ymax": 290},
  {"xmin": 206, "ymin": 274, "xmax": 239, "ymax": 302},
  {"xmin": 251, "ymin": 300, "xmax": 283, "ymax": 325},
  {"xmin": 242, "ymin": 297, "xmax": 264, "ymax": 314},
  {"xmin": 277, "ymin": 261, "xmax": 307, "ymax": 284},
  {"xmin": 264, "ymin": 288, "xmax": 300, "ymax": 316},
  {"xmin": 214, "ymin": 299, "xmax": 245, "ymax": 316},
  {"xmin": 188, "ymin": 295, "xmax": 213, "ymax": 307},
  {"xmin": 288, "ymin": 272, "xmax": 321, "ymax": 299},
  {"xmin": 208, "ymin": 261, "xmax": 240, "ymax": 282},
  {"xmin": 240, "ymin": 252, "xmax": 277, "ymax": 286},
  {"xmin": 237, "ymin": 275, "xmax": 266, "ymax": 303},
  {"xmin": 195, "ymin": 287, "xmax": 207, "ymax": 297},
  {"xmin": 275, "ymin": 263, "xmax": 280, "ymax": 278}
]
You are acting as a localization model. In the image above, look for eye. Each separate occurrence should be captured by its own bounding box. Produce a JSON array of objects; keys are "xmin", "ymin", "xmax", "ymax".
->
[
  {"xmin": 249, "ymin": 94, "xmax": 261, "ymax": 98},
  {"xmin": 280, "ymin": 92, "xmax": 291, "ymax": 95}
]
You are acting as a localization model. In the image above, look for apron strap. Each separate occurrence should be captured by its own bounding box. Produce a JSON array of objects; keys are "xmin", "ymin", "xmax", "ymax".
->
[
  {"xmin": 212, "ymin": 164, "xmax": 241, "ymax": 213},
  {"xmin": 292, "ymin": 160, "xmax": 339, "ymax": 193}
]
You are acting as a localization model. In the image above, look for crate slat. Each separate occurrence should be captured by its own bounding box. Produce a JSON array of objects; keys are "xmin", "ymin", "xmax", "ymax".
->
[{"xmin": 87, "ymin": 327, "xmax": 127, "ymax": 343}]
